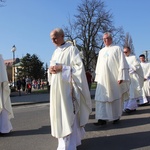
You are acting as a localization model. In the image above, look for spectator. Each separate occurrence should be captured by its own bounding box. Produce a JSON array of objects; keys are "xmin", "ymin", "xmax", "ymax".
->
[
  {"xmin": 16, "ymin": 78, "xmax": 22, "ymax": 96},
  {"xmin": 86, "ymin": 69, "xmax": 92, "ymax": 90},
  {"xmin": 21, "ymin": 77, "xmax": 26, "ymax": 92}
]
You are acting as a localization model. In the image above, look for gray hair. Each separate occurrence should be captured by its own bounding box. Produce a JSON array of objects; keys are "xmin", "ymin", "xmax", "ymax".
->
[
  {"xmin": 103, "ymin": 32, "xmax": 112, "ymax": 39},
  {"xmin": 52, "ymin": 28, "xmax": 64, "ymax": 37}
]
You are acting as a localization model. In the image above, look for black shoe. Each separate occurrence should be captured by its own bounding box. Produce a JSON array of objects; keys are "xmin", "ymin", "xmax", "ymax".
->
[
  {"xmin": 125, "ymin": 109, "xmax": 136, "ymax": 114},
  {"xmin": 125, "ymin": 108, "xmax": 131, "ymax": 113},
  {"xmin": 113, "ymin": 119, "xmax": 120, "ymax": 124},
  {"xmin": 132, "ymin": 109, "xmax": 136, "ymax": 112},
  {"xmin": 93, "ymin": 119, "xmax": 107, "ymax": 126}
]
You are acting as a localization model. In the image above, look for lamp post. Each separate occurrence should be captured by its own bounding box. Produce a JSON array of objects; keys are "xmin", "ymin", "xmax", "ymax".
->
[{"xmin": 11, "ymin": 45, "xmax": 16, "ymax": 87}]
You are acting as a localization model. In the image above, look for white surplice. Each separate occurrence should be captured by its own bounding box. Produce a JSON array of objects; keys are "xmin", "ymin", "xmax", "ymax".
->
[
  {"xmin": 0, "ymin": 54, "xmax": 14, "ymax": 133},
  {"xmin": 124, "ymin": 54, "xmax": 144, "ymax": 110},
  {"xmin": 138, "ymin": 62, "xmax": 150, "ymax": 104},
  {"xmin": 95, "ymin": 45, "xmax": 130, "ymax": 121},
  {"xmin": 48, "ymin": 42, "xmax": 92, "ymax": 148}
]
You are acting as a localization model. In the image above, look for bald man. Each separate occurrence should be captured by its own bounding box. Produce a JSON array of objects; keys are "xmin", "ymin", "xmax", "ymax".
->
[{"xmin": 48, "ymin": 28, "xmax": 92, "ymax": 150}]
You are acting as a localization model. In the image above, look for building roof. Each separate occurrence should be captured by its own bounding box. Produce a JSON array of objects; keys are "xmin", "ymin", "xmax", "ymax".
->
[
  {"xmin": 4, "ymin": 58, "xmax": 20, "ymax": 66},
  {"xmin": 4, "ymin": 59, "xmax": 14, "ymax": 66}
]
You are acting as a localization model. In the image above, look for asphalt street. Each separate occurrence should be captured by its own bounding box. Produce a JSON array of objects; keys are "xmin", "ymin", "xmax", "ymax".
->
[{"xmin": 0, "ymin": 92, "xmax": 150, "ymax": 150}]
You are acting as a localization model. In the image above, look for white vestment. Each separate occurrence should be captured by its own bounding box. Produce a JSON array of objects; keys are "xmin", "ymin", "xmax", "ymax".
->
[
  {"xmin": 57, "ymin": 115, "xmax": 85, "ymax": 150},
  {"xmin": 48, "ymin": 42, "xmax": 92, "ymax": 145},
  {"xmin": 0, "ymin": 54, "xmax": 14, "ymax": 133},
  {"xmin": 138, "ymin": 62, "xmax": 150, "ymax": 104},
  {"xmin": 95, "ymin": 45, "xmax": 130, "ymax": 121},
  {"xmin": 124, "ymin": 54, "xmax": 144, "ymax": 110}
]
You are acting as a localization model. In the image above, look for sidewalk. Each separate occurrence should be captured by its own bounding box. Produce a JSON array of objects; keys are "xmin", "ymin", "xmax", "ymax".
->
[
  {"xmin": 10, "ymin": 89, "xmax": 95, "ymax": 106},
  {"xmin": 10, "ymin": 92, "xmax": 50, "ymax": 106}
]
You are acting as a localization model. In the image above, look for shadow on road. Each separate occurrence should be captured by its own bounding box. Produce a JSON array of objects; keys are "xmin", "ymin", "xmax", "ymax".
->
[
  {"xmin": 0, "ymin": 126, "xmax": 51, "ymax": 137},
  {"xmin": 77, "ymin": 131, "xmax": 150, "ymax": 150},
  {"xmin": 86, "ymin": 117, "xmax": 150, "ymax": 131}
]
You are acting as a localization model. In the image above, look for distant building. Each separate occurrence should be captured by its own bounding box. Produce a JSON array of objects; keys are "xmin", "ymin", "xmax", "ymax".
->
[
  {"xmin": 4, "ymin": 58, "xmax": 20, "ymax": 82},
  {"xmin": 4, "ymin": 59, "xmax": 14, "ymax": 66}
]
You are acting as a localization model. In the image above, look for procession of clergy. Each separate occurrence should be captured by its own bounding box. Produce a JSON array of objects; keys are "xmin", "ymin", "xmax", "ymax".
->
[{"xmin": 0, "ymin": 29, "xmax": 150, "ymax": 150}]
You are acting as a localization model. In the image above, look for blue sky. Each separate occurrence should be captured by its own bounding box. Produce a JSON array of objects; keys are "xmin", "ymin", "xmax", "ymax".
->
[{"xmin": 0, "ymin": 0, "xmax": 150, "ymax": 65}]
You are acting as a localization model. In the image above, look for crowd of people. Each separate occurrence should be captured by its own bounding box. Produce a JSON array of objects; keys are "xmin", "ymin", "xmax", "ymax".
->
[
  {"xmin": 0, "ymin": 28, "xmax": 149, "ymax": 150},
  {"xmin": 9, "ymin": 77, "xmax": 46, "ymax": 96}
]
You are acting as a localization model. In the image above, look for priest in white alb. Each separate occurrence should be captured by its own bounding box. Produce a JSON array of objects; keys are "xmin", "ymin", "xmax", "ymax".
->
[
  {"xmin": 48, "ymin": 28, "xmax": 92, "ymax": 150},
  {"xmin": 0, "ymin": 54, "xmax": 14, "ymax": 134},
  {"xmin": 94, "ymin": 32, "xmax": 130, "ymax": 126},
  {"xmin": 138, "ymin": 54, "xmax": 150, "ymax": 104},
  {"xmin": 123, "ymin": 47, "xmax": 144, "ymax": 113}
]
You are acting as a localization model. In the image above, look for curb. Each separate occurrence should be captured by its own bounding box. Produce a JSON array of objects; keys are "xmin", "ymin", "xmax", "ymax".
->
[
  {"xmin": 12, "ymin": 100, "xmax": 49, "ymax": 107},
  {"xmin": 11, "ymin": 92, "xmax": 95, "ymax": 107}
]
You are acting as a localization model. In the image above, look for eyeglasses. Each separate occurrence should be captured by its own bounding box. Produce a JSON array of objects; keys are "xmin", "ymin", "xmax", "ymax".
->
[{"xmin": 123, "ymin": 51, "xmax": 128, "ymax": 54}]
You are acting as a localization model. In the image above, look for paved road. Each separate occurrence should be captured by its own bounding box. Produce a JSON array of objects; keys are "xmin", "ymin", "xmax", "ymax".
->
[
  {"xmin": 1, "ymin": 92, "xmax": 150, "ymax": 150},
  {"xmin": 78, "ymin": 103, "xmax": 150, "ymax": 150},
  {"xmin": 0, "ymin": 103, "xmax": 56, "ymax": 150}
]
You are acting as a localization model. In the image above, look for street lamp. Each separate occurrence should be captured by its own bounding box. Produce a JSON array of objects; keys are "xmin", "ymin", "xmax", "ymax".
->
[{"xmin": 11, "ymin": 45, "xmax": 16, "ymax": 87}]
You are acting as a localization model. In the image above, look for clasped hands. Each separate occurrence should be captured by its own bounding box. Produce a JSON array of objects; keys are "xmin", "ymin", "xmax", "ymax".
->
[
  {"xmin": 118, "ymin": 80, "xmax": 123, "ymax": 84},
  {"xmin": 49, "ymin": 65, "xmax": 62, "ymax": 74}
]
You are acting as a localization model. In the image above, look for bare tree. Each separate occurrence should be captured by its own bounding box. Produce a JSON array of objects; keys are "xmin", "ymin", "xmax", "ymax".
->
[
  {"xmin": 0, "ymin": 0, "xmax": 6, "ymax": 7},
  {"xmin": 64, "ymin": 0, "xmax": 125, "ymax": 70},
  {"xmin": 123, "ymin": 32, "xmax": 135, "ymax": 54}
]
